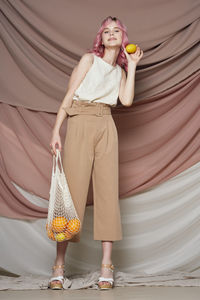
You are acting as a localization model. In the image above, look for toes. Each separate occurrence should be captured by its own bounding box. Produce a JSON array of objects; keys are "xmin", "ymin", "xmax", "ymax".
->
[{"xmin": 99, "ymin": 281, "xmax": 107, "ymax": 285}]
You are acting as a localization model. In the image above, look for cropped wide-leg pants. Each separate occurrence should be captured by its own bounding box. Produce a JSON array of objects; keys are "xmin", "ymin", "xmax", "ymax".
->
[{"xmin": 62, "ymin": 100, "xmax": 123, "ymax": 242}]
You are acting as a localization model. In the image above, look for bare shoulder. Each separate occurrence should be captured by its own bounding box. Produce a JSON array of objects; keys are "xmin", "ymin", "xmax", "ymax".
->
[
  {"xmin": 74, "ymin": 52, "xmax": 94, "ymax": 72},
  {"xmin": 81, "ymin": 52, "xmax": 94, "ymax": 63}
]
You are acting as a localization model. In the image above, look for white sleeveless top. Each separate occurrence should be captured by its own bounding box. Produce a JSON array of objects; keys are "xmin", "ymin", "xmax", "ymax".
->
[{"xmin": 72, "ymin": 53, "xmax": 122, "ymax": 106}]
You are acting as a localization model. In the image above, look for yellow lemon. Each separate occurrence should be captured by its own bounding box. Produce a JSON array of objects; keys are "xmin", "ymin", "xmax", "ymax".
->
[
  {"xmin": 125, "ymin": 44, "xmax": 137, "ymax": 54},
  {"xmin": 52, "ymin": 216, "xmax": 68, "ymax": 233},
  {"xmin": 55, "ymin": 232, "xmax": 66, "ymax": 242},
  {"xmin": 66, "ymin": 218, "xmax": 81, "ymax": 234}
]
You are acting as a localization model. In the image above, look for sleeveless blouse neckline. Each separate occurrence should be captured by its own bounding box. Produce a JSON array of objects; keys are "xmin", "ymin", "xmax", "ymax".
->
[{"xmin": 94, "ymin": 54, "xmax": 118, "ymax": 69}]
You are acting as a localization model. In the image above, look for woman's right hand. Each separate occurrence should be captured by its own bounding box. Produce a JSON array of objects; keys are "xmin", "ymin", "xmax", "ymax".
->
[{"xmin": 50, "ymin": 131, "xmax": 62, "ymax": 156}]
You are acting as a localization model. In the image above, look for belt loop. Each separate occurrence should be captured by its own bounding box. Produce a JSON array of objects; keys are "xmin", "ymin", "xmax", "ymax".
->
[{"xmin": 96, "ymin": 104, "xmax": 103, "ymax": 116}]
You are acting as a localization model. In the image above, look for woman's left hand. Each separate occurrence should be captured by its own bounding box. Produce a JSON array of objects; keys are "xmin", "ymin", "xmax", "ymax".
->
[{"xmin": 122, "ymin": 44, "xmax": 143, "ymax": 66}]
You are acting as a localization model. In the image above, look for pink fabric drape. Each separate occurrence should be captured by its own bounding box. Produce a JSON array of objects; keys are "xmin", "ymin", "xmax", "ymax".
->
[{"xmin": 0, "ymin": 0, "xmax": 199, "ymax": 219}]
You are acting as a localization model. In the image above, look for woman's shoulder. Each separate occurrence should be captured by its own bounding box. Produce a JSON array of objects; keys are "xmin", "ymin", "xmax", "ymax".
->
[
  {"xmin": 73, "ymin": 53, "xmax": 94, "ymax": 74},
  {"xmin": 80, "ymin": 52, "xmax": 94, "ymax": 65}
]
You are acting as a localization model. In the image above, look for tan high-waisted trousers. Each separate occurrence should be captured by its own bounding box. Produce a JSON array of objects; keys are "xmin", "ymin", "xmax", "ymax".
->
[{"xmin": 62, "ymin": 100, "xmax": 123, "ymax": 242}]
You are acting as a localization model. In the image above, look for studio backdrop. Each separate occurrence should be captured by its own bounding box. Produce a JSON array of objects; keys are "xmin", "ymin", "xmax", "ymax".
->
[{"xmin": 0, "ymin": 0, "xmax": 200, "ymax": 282}]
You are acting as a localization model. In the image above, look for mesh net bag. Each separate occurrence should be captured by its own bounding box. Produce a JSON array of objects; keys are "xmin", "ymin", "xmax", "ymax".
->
[{"xmin": 46, "ymin": 149, "xmax": 81, "ymax": 242}]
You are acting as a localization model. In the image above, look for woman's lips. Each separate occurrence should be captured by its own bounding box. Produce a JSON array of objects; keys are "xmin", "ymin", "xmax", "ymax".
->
[{"xmin": 108, "ymin": 38, "xmax": 117, "ymax": 41}]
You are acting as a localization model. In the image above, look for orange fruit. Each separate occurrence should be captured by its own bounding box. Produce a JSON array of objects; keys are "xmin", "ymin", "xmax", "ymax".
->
[
  {"xmin": 64, "ymin": 229, "xmax": 74, "ymax": 239},
  {"xmin": 125, "ymin": 44, "xmax": 137, "ymax": 54},
  {"xmin": 52, "ymin": 216, "xmax": 68, "ymax": 233},
  {"xmin": 46, "ymin": 224, "xmax": 55, "ymax": 241},
  {"xmin": 66, "ymin": 218, "xmax": 81, "ymax": 234}
]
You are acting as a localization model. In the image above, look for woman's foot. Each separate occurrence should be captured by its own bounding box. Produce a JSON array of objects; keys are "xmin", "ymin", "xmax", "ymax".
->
[
  {"xmin": 49, "ymin": 261, "xmax": 65, "ymax": 288},
  {"xmin": 98, "ymin": 260, "xmax": 114, "ymax": 288},
  {"xmin": 52, "ymin": 264, "xmax": 64, "ymax": 280}
]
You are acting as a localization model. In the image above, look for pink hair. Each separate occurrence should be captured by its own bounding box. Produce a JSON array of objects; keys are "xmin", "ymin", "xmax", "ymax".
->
[{"xmin": 86, "ymin": 16, "xmax": 129, "ymax": 72}]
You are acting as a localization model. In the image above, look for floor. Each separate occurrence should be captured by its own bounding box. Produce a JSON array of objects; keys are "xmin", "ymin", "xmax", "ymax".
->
[{"xmin": 1, "ymin": 287, "xmax": 200, "ymax": 300}]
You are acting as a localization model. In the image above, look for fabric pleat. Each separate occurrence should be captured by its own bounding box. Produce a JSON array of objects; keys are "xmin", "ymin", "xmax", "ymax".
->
[{"xmin": 0, "ymin": 161, "xmax": 200, "ymax": 287}]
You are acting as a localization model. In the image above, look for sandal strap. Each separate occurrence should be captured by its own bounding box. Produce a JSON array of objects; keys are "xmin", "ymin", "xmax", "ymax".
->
[
  {"xmin": 52, "ymin": 264, "xmax": 65, "ymax": 270},
  {"xmin": 101, "ymin": 263, "xmax": 114, "ymax": 271},
  {"xmin": 49, "ymin": 275, "xmax": 64, "ymax": 283},
  {"xmin": 98, "ymin": 277, "xmax": 114, "ymax": 283}
]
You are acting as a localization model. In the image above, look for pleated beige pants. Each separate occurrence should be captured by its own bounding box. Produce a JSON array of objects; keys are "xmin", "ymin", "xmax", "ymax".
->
[{"xmin": 62, "ymin": 100, "xmax": 123, "ymax": 242}]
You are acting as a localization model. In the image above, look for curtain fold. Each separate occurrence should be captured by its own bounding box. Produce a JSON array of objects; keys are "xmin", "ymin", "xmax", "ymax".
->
[
  {"xmin": 1, "ymin": 1, "xmax": 199, "ymax": 110},
  {"xmin": 0, "ymin": 0, "xmax": 200, "ymax": 221},
  {"xmin": 0, "ymin": 161, "xmax": 200, "ymax": 283},
  {"xmin": 0, "ymin": 71, "xmax": 199, "ymax": 219}
]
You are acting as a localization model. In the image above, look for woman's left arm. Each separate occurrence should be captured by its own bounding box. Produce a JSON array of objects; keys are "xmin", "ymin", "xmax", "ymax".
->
[{"xmin": 119, "ymin": 45, "xmax": 143, "ymax": 106}]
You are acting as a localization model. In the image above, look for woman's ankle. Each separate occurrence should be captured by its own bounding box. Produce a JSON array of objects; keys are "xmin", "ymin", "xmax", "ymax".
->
[
  {"xmin": 54, "ymin": 259, "xmax": 65, "ymax": 266},
  {"xmin": 101, "ymin": 259, "xmax": 112, "ymax": 265},
  {"xmin": 52, "ymin": 262, "xmax": 65, "ymax": 276}
]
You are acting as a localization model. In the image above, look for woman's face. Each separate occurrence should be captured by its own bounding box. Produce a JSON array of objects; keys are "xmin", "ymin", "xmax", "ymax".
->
[{"xmin": 101, "ymin": 21, "xmax": 122, "ymax": 49}]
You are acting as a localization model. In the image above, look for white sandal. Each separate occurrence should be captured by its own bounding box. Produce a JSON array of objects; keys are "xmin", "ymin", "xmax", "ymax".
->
[
  {"xmin": 98, "ymin": 263, "xmax": 114, "ymax": 290},
  {"xmin": 48, "ymin": 264, "xmax": 65, "ymax": 290}
]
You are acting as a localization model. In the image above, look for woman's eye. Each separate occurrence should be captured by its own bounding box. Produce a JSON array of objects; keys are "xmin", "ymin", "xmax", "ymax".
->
[{"xmin": 104, "ymin": 29, "xmax": 120, "ymax": 34}]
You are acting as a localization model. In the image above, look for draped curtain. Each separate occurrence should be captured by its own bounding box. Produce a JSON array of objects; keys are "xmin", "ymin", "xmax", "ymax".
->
[
  {"xmin": 0, "ymin": 0, "xmax": 199, "ymax": 219},
  {"xmin": 0, "ymin": 0, "xmax": 200, "ymax": 286}
]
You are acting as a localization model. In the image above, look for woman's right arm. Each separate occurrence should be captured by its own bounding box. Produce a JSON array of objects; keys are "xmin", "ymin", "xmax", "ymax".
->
[{"xmin": 50, "ymin": 53, "xmax": 93, "ymax": 155}]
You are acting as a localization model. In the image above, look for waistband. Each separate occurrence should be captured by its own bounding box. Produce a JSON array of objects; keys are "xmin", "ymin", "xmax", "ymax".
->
[{"xmin": 64, "ymin": 100, "xmax": 112, "ymax": 117}]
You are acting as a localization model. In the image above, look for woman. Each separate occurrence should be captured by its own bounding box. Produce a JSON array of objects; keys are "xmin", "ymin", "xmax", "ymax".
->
[{"xmin": 49, "ymin": 16, "xmax": 143, "ymax": 290}]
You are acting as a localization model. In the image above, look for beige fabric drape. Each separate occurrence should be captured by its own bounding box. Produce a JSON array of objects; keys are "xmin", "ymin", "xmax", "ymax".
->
[
  {"xmin": 1, "ymin": 161, "xmax": 200, "ymax": 287},
  {"xmin": 0, "ymin": 0, "xmax": 200, "ymax": 219}
]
